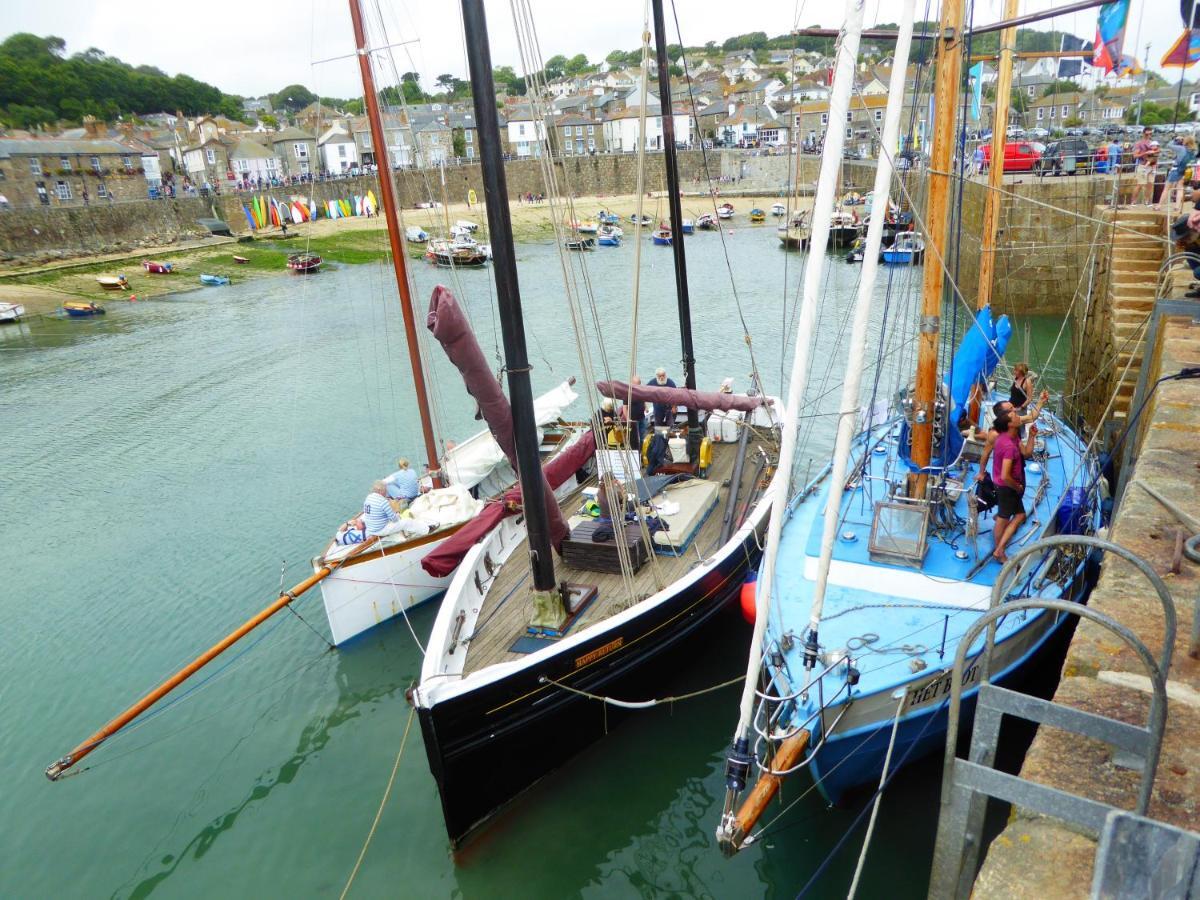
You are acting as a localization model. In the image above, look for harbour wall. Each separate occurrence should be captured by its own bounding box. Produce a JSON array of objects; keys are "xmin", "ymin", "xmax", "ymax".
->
[{"xmin": 970, "ymin": 233, "xmax": 1200, "ymax": 896}]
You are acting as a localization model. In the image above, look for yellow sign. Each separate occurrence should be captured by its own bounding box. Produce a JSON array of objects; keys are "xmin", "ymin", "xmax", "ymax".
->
[
  {"xmin": 467, "ymin": 189, "xmax": 478, "ymax": 206},
  {"xmin": 574, "ymin": 637, "xmax": 623, "ymax": 669}
]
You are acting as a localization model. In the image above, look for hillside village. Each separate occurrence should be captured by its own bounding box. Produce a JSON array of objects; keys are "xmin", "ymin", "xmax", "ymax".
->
[{"xmin": 0, "ymin": 39, "xmax": 1192, "ymax": 209}]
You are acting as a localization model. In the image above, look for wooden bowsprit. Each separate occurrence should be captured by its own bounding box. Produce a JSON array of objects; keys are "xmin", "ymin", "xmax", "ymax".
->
[{"xmin": 44, "ymin": 540, "xmax": 379, "ymax": 781}]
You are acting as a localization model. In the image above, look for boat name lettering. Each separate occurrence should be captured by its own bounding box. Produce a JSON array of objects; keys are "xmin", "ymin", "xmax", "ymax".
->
[
  {"xmin": 903, "ymin": 662, "xmax": 981, "ymax": 711},
  {"xmin": 575, "ymin": 638, "xmax": 623, "ymax": 669}
]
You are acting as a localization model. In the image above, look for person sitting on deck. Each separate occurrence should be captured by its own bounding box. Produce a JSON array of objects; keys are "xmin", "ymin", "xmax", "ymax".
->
[
  {"xmin": 651, "ymin": 367, "xmax": 677, "ymax": 426},
  {"xmin": 384, "ymin": 458, "xmax": 421, "ymax": 504},
  {"xmin": 991, "ymin": 410, "xmax": 1037, "ymax": 563},
  {"xmin": 363, "ymin": 480, "xmax": 406, "ymax": 536},
  {"xmin": 599, "ymin": 398, "xmax": 626, "ymax": 447}
]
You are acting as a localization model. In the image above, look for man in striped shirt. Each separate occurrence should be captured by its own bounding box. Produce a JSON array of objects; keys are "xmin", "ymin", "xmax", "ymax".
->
[{"xmin": 362, "ymin": 480, "xmax": 404, "ymax": 536}]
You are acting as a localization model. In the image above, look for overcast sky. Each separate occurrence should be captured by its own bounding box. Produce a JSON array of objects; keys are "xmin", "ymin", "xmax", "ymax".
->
[{"xmin": 2, "ymin": 0, "xmax": 1184, "ymax": 102}]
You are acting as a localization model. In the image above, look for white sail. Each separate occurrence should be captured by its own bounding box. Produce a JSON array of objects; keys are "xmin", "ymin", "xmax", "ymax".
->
[
  {"xmin": 730, "ymin": 0, "xmax": 866, "ymax": 743},
  {"xmin": 809, "ymin": 0, "xmax": 917, "ymax": 634}
]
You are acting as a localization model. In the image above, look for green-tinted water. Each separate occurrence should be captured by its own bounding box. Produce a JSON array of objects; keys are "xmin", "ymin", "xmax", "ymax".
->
[{"xmin": 0, "ymin": 231, "xmax": 1069, "ymax": 898}]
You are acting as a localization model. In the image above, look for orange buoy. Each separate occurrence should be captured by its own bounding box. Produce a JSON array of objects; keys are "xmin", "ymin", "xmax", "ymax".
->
[
  {"xmin": 739, "ymin": 576, "xmax": 757, "ymax": 624},
  {"xmin": 129, "ymin": 295, "xmax": 137, "ymax": 302}
]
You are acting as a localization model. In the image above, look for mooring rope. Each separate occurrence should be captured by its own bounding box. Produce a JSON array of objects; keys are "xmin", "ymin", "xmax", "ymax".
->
[
  {"xmin": 338, "ymin": 706, "xmax": 416, "ymax": 900},
  {"xmin": 846, "ymin": 696, "xmax": 905, "ymax": 899}
]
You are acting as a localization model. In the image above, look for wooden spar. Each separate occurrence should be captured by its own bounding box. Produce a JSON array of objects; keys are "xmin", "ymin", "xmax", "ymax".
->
[
  {"xmin": 968, "ymin": 49, "xmax": 1090, "ymax": 62},
  {"xmin": 348, "ymin": 0, "xmax": 442, "ymax": 486},
  {"xmin": 723, "ymin": 730, "xmax": 811, "ymax": 853},
  {"xmin": 976, "ymin": 0, "xmax": 1019, "ymax": 313},
  {"xmin": 43, "ymin": 555, "xmax": 360, "ymax": 780},
  {"xmin": 908, "ymin": 0, "xmax": 965, "ymax": 498}
]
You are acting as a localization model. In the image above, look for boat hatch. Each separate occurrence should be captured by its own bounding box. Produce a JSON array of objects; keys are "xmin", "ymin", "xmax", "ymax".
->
[{"xmin": 867, "ymin": 500, "xmax": 930, "ymax": 567}]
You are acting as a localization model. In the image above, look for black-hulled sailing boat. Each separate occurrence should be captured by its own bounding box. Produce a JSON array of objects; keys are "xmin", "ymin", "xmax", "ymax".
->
[{"xmin": 410, "ymin": 0, "xmax": 784, "ymax": 848}]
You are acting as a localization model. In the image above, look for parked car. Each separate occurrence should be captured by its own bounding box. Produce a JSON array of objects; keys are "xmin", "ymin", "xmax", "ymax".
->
[
  {"xmin": 1027, "ymin": 127, "xmax": 1050, "ymax": 139},
  {"xmin": 981, "ymin": 141, "xmax": 1042, "ymax": 172},
  {"xmin": 1037, "ymin": 138, "xmax": 1095, "ymax": 176},
  {"xmin": 1006, "ymin": 125, "xmax": 1026, "ymax": 138}
]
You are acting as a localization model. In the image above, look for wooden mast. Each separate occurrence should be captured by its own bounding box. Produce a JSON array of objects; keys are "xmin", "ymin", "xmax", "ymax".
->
[
  {"xmin": 908, "ymin": 0, "xmax": 966, "ymax": 497},
  {"xmin": 349, "ymin": 0, "xmax": 442, "ymax": 483},
  {"xmin": 975, "ymin": 0, "xmax": 1019, "ymax": 312}
]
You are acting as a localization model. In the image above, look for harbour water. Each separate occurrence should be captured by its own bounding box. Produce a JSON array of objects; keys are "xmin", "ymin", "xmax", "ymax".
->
[{"xmin": 0, "ymin": 229, "xmax": 1070, "ymax": 898}]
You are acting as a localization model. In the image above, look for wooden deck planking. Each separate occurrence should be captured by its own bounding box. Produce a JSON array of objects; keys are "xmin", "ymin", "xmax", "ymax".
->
[{"xmin": 462, "ymin": 433, "xmax": 775, "ymax": 674}]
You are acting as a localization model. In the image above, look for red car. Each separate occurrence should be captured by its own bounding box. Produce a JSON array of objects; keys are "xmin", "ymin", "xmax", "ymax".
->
[{"xmin": 980, "ymin": 141, "xmax": 1042, "ymax": 172}]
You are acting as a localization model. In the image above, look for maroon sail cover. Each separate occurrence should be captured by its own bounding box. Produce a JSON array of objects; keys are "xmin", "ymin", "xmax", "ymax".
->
[
  {"xmin": 426, "ymin": 284, "xmax": 569, "ymax": 560},
  {"xmin": 421, "ymin": 429, "xmax": 597, "ymax": 578},
  {"xmin": 596, "ymin": 380, "xmax": 770, "ymax": 413}
]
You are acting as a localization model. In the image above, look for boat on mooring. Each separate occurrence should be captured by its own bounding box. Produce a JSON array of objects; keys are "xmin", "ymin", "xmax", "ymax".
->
[
  {"xmin": 425, "ymin": 238, "xmax": 488, "ymax": 268},
  {"xmin": 405, "ymin": 225, "xmax": 429, "ymax": 243},
  {"xmin": 749, "ymin": 208, "xmax": 766, "ymax": 223},
  {"xmin": 696, "ymin": 213, "xmax": 717, "ymax": 230},
  {"xmin": 827, "ymin": 208, "xmax": 860, "ymax": 247},
  {"xmin": 63, "ymin": 300, "xmax": 105, "ymax": 317},
  {"xmin": 717, "ymin": 202, "xmax": 735, "ymax": 219},
  {"xmin": 717, "ymin": 0, "xmax": 1103, "ymax": 855},
  {"xmin": 881, "ymin": 230, "xmax": 924, "ymax": 264},
  {"xmin": 142, "ymin": 261, "xmax": 173, "ymax": 274},
  {"xmin": 652, "ymin": 225, "xmax": 672, "ymax": 245},
  {"xmin": 771, "ymin": 202, "xmax": 786, "ymax": 217},
  {"xmin": 681, "ymin": 218, "xmax": 695, "ymax": 234},
  {"xmin": 287, "ymin": 252, "xmax": 322, "ymax": 274},
  {"xmin": 565, "ymin": 237, "xmax": 595, "ymax": 251},
  {"xmin": 96, "ymin": 275, "xmax": 128, "ymax": 291},
  {"xmin": 0, "ymin": 301, "xmax": 26, "ymax": 323},
  {"xmin": 199, "ymin": 274, "xmax": 230, "ymax": 286},
  {"xmin": 597, "ymin": 225, "xmax": 623, "ymax": 246}
]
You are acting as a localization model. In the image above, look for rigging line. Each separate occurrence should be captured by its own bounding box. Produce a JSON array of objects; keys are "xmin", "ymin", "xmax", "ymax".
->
[
  {"xmin": 846, "ymin": 695, "xmax": 905, "ymax": 900},
  {"xmin": 539, "ymin": 671, "xmax": 746, "ymax": 708},
  {"xmin": 338, "ymin": 706, "xmax": 415, "ymax": 900}
]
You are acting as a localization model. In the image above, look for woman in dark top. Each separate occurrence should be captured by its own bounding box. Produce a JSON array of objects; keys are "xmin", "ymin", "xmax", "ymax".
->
[{"xmin": 1009, "ymin": 362, "xmax": 1034, "ymax": 411}]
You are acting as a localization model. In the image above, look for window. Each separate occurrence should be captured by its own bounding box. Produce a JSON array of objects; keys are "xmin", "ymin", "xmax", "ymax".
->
[
  {"xmin": 576, "ymin": 139, "xmax": 584, "ymax": 153},
  {"xmin": 465, "ymin": 130, "xmax": 473, "ymax": 143},
  {"xmin": 55, "ymin": 180, "xmax": 72, "ymax": 200},
  {"xmin": 362, "ymin": 133, "xmax": 372, "ymax": 149},
  {"xmin": 846, "ymin": 111, "xmax": 853, "ymax": 123},
  {"xmin": 60, "ymin": 157, "xmax": 72, "ymax": 172},
  {"xmin": 96, "ymin": 182, "xmax": 107, "ymax": 199},
  {"xmin": 518, "ymin": 123, "xmax": 527, "ymax": 136},
  {"xmin": 1062, "ymin": 105, "xmax": 1069, "ymax": 117},
  {"xmin": 466, "ymin": 146, "xmax": 475, "ymax": 159},
  {"xmin": 564, "ymin": 125, "xmax": 573, "ymax": 137},
  {"xmin": 205, "ymin": 149, "xmax": 216, "ymax": 164},
  {"xmin": 655, "ymin": 117, "xmax": 661, "ymax": 129},
  {"xmin": 588, "ymin": 138, "xmax": 595, "ymax": 150},
  {"xmin": 1027, "ymin": 86, "xmax": 1035, "ymax": 98},
  {"xmin": 299, "ymin": 160, "xmax": 310, "ymax": 174},
  {"xmin": 90, "ymin": 156, "xmax": 101, "ymax": 173},
  {"xmin": 29, "ymin": 158, "xmax": 42, "ymax": 175},
  {"xmin": 874, "ymin": 110, "xmax": 883, "ymax": 123},
  {"xmin": 338, "ymin": 144, "xmax": 347, "ymax": 158},
  {"xmin": 122, "ymin": 155, "xmax": 132, "ymax": 170},
  {"xmin": 565, "ymin": 141, "xmax": 573, "ymax": 154},
  {"xmin": 1036, "ymin": 108, "xmax": 1044, "ymax": 120},
  {"xmin": 1049, "ymin": 107, "xmax": 1056, "ymax": 119},
  {"xmin": 294, "ymin": 143, "xmax": 309, "ymax": 159},
  {"xmin": 820, "ymin": 112, "xmax": 828, "ymax": 125},
  {"xmin": 587, "ymin": 124, "xmax": 594, "ymax": 135},
  {"xmin": 266, "ymin": 158, "xmax": 277, "ymax": 172},
  {"xmin": 846, "ymin": 127, "xmax": 853, "ymax": 139}
]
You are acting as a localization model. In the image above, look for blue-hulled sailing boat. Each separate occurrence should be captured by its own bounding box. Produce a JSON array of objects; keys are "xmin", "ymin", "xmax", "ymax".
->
[{"xmin": 716, "ymin": 0, "xmax": 1102, "ymax": 852}]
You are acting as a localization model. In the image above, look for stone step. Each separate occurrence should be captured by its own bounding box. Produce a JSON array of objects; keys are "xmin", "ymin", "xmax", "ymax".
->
[{"xmin": 1117, "ymin": 248, "xmax": 1168, "ymax": 261}]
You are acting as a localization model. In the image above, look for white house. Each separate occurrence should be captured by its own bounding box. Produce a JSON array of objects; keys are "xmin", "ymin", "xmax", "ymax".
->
[
  {"xmin": 505, "ymin": 109, "xmax": 547, "ymax": 157},
  {"xmin": 602, "ymin": 105, "xmax": 691, "ymax": 152},
  {"xmin": 318, "ymin": 124, "xmax": 359, "ymax": 172},
  {"xmin": 228, "ymin": 139, "xmax": 280, "ymax": 181}
]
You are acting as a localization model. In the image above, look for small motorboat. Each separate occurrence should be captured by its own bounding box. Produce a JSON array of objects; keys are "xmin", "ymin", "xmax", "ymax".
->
[
  {"xmin": 771, "ymin": 202, "xmax": 786, "ymax": 217},
  {"xmin": 597, "ymin": 225, "xmax": 623, "ymax": 246},
  {"xmin": 628, "ymin": 213, "xmax": 652, "ymax": 226},
  {"xmin": 63, "ymin": 300, "xmax": 105, "ymax": 317},
  {"xmin": 565, "ymin": 237, "xmax": 595, "ymax": 251},
  {"xmin": 652, "ymin": 227, "xmax": 672, "ymax": 246},
  {"xmin": 680, "ymin": 219, "xmax": 695, "ymax": 234},
  {"xmin": 749, "ymin": 208, "xmax": 766, "ymax": 223},
  {"xmin": 96, "ymin": 276, "xmax": 129, "ymax": 291},
  {"xmin": 696, "ymin": 214, "xmax": 717, "ymax": 230},
  {"xmin": 425, "ymin": 238, "xmax": 488, "ymax": 268},
  {"xmin": 881, "ymin": 231, "xmax": 925, "ymax": 265},
  {"xmin": 405, "ymin": 226, "xmax": 429, "ymax": 244},
  {"xmin": 287, "ymin": 253, "xmax": 322, "ymax": 274},
  {"xmin": 576, "ymin": 221, "xmax": 599, "ymax": 234},
  {"xmin": 845, "ymin": 237, "xmax": 865, "ymax": 263},
  {"xmin": 142, "ymin": 261, "xmax": 173, "ymax": 274},
  {"xmin": 0, "ymin": 302, "xmax": 27, "ymax": 322},
  {"xmin": 716, "ymin": 203, "xmax": 735, "ymax": 219},
  {"xmin": 455, "ymin": 219, "xmax": 479, "ymax": 233},
  {"xmin": 449, "ymin": 225, "xmax": 474, "ymax": 240},
  {"xmin": 200, "ymin": 274, "xmax": 231, "ymax": 286},
  {"xmin": 598, "ymin": 211, "xmax": 620, "ymax": 225},
  {"xmin": 233, "ymin": 255, "xmax": 250, "ymax": 264}
]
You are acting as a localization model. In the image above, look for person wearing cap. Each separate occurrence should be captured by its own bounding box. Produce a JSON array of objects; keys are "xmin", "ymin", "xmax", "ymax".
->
[
  {"xmin": 1131, "ymin": 127, "xmax": 1157, "ymax": 206},
  {"xmin": 651, "ymin": 367, "xmax": 677, "ymax": 426}
]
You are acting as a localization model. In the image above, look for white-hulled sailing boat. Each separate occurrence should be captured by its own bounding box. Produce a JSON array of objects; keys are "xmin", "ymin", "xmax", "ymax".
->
[
  {"xmin": 410, "ymin": 0, "xmax": 784, "ymax": 849},
  {"xmin": 716, "ymin": 0, "xmax": 1102, "ymax": 852}
]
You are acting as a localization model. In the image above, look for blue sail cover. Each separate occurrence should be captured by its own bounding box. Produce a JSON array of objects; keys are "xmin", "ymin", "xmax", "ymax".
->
[{"xmin": 898, "ymin": 307, "xmax": 1011, "ymax": 472}]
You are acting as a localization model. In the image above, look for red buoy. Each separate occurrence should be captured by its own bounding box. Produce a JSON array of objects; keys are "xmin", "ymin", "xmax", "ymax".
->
[{"xmin": 739, "ymin": 577, "xmax": 757, "ymax": 624}]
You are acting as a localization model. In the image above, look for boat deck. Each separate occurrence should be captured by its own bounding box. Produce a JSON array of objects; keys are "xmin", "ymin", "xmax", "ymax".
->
[{"xmin": 462, "ymin": 435, "xmax": 773, "ymax": 675}]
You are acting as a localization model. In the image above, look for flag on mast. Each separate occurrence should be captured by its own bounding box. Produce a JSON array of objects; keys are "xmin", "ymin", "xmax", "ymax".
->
[
  {"xmin": 1092, "ymin": 0, "xmax": 1131, "ymax": 74},
  {"xmin": 1161, "ymin": 29, "xmax": 1200, "ymax": 67},
  {"xmin": 968, "ymin": 62, "xmax": 984, "ymax": 120}
]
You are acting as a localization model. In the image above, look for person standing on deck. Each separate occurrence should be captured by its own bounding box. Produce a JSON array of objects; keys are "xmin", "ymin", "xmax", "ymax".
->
[
  {"xmin": 384, "ymin": 458, "xmax": 421, "ymax": 504},
  {"xmin": 991, "ymin": 411, "xmax": 1037, "ymax": 563},
  {"xmin": 628, "ymin": 375, "xmax": 647, "ymax": 451},
  {"xmin": 1009, "ymin": 362, "xmax": 1035, "ymax": 412},
  {"xmin": 650, "ymin": 367, "xmax": 677, "ymax": 426}
]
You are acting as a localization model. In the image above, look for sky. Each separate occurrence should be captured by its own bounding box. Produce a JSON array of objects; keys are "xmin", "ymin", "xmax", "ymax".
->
[{"xmin": 0, "ymin": 0, "xmax": 1186, "ymax": 102}]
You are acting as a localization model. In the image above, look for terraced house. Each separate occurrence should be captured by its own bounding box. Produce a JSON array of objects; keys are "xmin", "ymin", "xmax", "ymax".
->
[{"xmin": 0, "ymin": 138, "xmax": 154, "ymax": 207}]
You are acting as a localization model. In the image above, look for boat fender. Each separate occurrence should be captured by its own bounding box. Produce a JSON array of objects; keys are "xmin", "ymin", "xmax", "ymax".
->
[
  {"xmin": 739, "ymin": 572, "xmax": 757, "ymax": 624},
  {"xmin": 699, "ymin": 437, "xmax": 713, "ymax": 475}
]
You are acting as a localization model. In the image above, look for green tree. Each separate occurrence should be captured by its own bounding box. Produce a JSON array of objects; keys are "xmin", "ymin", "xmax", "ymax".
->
[
  {"xmin": 1010, "ymin": 87, "xmax": 1028, "ymax": 115},
  {"xmin": 543, "ymin": 55, "xmax": 567, "ymax": 80},
  {"xmin": 436, "ymin": 73, "xmax": 456, "ymax": 93},
  {"xmin": 344, "ymin": 98, "xmax": 364, "ymax": 115},
  {"xmin": 1041, "ymin": 79, "xmax": 1079, "ymax": 97},
  {"xmin": 564, "ymin": 53, "xmax": 590, "ymax": 76},
  {"xmin": 1134, "ymin": 100, "xmax": 1194, "ymax": 125},
  {"xmin": 271, "ymin": 85, "xmax": 317, "ymax": 111},
  {"xmin": 260, "ymin": 113, "xmax": 279, "ymax": 129},
  {"xmin": 668, "ymin": 64, "xmax": 683, "ymax": 78},
  {"xmin": 452, "ymin": 127, "xmax": 466, "ymax": 157},
  {"xmin": 605, "ymin": 49, "xmax": 627, "ymax": 67}
]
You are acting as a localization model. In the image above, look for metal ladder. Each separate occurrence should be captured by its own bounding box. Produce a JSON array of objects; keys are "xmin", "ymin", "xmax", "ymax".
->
[{"xmin": 928, "ymin": 535, "xmax": 1176, "ymax": 900}]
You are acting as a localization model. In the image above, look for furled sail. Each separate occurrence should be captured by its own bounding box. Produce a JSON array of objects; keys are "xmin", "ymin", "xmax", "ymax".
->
[{"xmin": 595, "ymin": 380, "xmax": 771, "ymax": 413}]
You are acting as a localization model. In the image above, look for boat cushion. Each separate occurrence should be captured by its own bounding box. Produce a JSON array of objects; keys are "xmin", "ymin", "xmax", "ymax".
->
[{"xmin": 650, "ymin": 479, "xmax": 720, "ymax": 554}]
